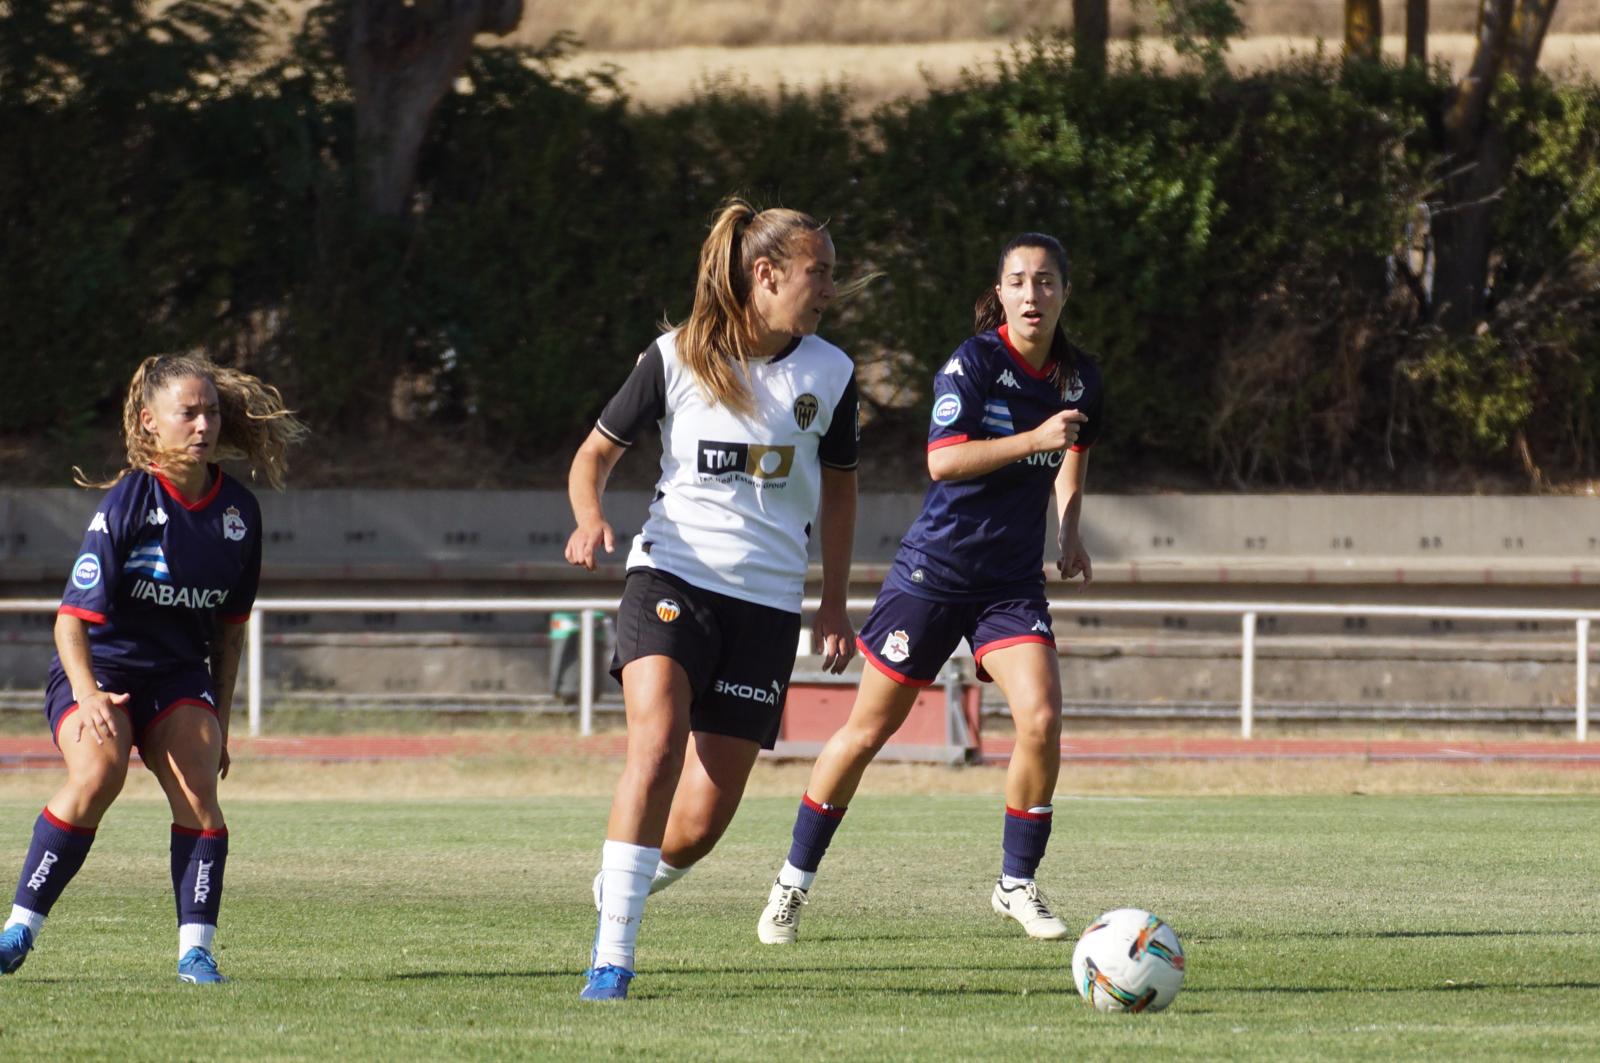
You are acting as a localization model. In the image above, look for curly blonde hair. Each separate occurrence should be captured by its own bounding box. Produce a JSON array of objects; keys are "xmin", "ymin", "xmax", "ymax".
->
[{"xmin": 79, "ymin": 354, "xmax": 308, "ymax": 491}]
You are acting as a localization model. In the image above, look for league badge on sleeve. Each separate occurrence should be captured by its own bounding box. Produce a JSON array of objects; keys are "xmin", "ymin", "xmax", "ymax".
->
[
  {"xmin": 222, "ymin": 506, "xmax": 248, "ymax": 542},
  {"xmin": 932, "ymin": 394, "xmax": 963, "ymax": 427},
  {"xmin": 72, "ymin": 553, "xmax": 102, "ymax": 590}
]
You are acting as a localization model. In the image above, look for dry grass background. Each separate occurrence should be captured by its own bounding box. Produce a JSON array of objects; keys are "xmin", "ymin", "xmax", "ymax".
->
[
  {"xmin": 509, "ymin": 1, "xmax": 1600, "ymax": 108},
  {"xmin": 513, "ymin": 0, "xmax": 1599, "ymax": 51},
  {"xmin": 0, "ymin": 747, "xmax": 1593, "ymax": 803},
  {"xmin": 551, "ymin": 34, "xmax": 1600, "ymax": 110}
]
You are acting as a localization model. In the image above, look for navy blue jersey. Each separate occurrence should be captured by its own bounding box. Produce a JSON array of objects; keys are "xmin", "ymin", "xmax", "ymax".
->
[
  {"xmin": 55, "ymin": 467, "xmax": 262, "ymax": 676},
  {"xmin": 888, "ymin": 326, "xmax": 1105, "ymax": 601}
]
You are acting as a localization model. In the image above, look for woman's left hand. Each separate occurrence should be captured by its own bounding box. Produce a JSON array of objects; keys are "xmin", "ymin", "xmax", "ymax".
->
[
  {"xmin": 219, "ymin": 737, "xmax": 231, "ymax": 779},
  {"xmin": 812, "ymin": 601, "xmax": 856, "ymax": 674},
  {"xmin": 1057, "ymin": 529, "xmax": 1093, "ymax": 585}
]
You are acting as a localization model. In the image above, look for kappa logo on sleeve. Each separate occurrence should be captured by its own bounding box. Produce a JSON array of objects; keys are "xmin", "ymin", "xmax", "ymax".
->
[
  {"xmin": 87, "ymin": 512, "xmax": 109, "ymax": 534},
  {"xmin": 940, "ymin": 357, "xmax": 964, "ymax": 376}
]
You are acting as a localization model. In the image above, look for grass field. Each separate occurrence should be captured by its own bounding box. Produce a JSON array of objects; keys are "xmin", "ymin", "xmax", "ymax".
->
[{"xmin": 0, "ymin": 780, "xmax": 1596, "ymax": 1060}]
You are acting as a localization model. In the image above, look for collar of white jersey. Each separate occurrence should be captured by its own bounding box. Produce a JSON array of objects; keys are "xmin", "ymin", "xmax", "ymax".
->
[{"xmin": 752, "ymin": 335, "xmax": 804, "ymax": 366}]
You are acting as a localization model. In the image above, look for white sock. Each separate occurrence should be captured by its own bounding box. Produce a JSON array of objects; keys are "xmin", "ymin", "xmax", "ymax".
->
[
  {"xmin": 593, "ymin": 840, "xmax": 658, "ymax": 971},
  {"xmin": 6, "ymin": 905, "xmax": 44, "ymax": 938},
  {"xmin": 777, "ymin": 860, "xmax": 815, "ymax": 892},
  {"xmin": 179, "ymin": 922, "xmax": 216, "ymax": 958},
  {"xmin": 1000, "ymin": 874, "xmax": 1033, "ymax": 890},
  {"xmin": 648, "ymin": 860, "xmax": 690, "ymax": 895}
]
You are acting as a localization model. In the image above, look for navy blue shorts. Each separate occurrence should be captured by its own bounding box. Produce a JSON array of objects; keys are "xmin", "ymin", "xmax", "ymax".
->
[
  {"xmin": 856, "ymin": 585, "xmax": 1055, "ymax": 687},
  {"xmin": 45, "ymin": 665, "xmax": 218, "ymax": 749}
]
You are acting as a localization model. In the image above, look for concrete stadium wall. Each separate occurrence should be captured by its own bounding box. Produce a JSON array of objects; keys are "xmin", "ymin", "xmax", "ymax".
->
[{"xmin": 4, "ymin": 488, "xmax": 1596, "ymax": 588}]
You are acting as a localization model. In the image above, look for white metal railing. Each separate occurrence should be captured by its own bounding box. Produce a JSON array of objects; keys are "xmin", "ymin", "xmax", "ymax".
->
[{"xmin": 4, "ymin": 597, "xmax": 1597, "ymax": 741}]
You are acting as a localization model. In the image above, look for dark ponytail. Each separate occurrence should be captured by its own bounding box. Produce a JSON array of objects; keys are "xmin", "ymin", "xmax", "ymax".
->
[{"xmin": 973, "ymin": 232, "xmax": 1078, "ymax": 377}]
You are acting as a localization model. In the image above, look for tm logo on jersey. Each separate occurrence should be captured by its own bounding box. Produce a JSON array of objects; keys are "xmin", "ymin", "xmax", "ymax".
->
[
  {"xmin": 697, "ymin": 441, "xmax": 795, "ymax": 483},
  {"xmin": 997, "ymin": 369, "xmax": 1021, "ymax": 389}
]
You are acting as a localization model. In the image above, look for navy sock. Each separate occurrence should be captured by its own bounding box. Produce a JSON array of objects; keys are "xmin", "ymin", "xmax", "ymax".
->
[
  {"xmin": 12, "ymin": 809, "xmax": 95, "ymax": 917},
  {"xmin": 171, "ymin": 826, "xmax": 228, "ymax": 928},
  {"xmin": 785, "ymin": 793, "xmax": 848, "ymax": 873},
  {"xmin": 1001, "ymin": 806, "xmax": 1052, "ymax": 880}
]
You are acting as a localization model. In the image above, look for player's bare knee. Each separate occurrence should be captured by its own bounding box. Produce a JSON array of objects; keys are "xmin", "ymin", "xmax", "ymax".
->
[
  {"xmin": 1011, "ymin": 703, "xmax": 1060, "ymax": 745},
  {"xmin": 71, "ymin": 757, "xmax": 128, "ymax": 810}
]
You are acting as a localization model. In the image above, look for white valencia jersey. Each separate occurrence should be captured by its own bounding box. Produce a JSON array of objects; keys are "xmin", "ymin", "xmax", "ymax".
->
[{"xmin": 596, "ymin": 330, "xmax": 859, "ymax": 612}]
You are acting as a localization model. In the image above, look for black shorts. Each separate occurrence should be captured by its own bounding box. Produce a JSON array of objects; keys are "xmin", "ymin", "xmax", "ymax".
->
[{"xmin": 612, "ymin": 567, "xmax": 801, "ymax": 749}]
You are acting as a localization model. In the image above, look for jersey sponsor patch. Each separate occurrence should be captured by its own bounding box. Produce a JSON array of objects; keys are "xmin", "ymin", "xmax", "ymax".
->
[
  {"xmin": 881, "ymin": 628, "xmax": 911, "ymax": 664},
  {"xmin": 72, "ymin": 553, "xmax": 102, "ymax": 590},
  {"xmin": 696, "ymin": 441, "xmax": 795, "ymax": 482},
  {"xmin": 222, "ymin": 505, "xmax": 248, "ymax": 542},
  {"xmin": 126, "ymin": 542, "xmax": 171, "ymax": 582},
  {"xmin": 87, "ymin": 512, "xmax": 109, "ymax": 534},
  {"xmin": 932, "ymin": 394, "xmax": 962, "ymax": 427},
  {"xmin": 655, "ymin": 598, "xmax": 681, "ymax": 623},
  {"xmin": 793, "ymin": 393, "xmax": 819, "ymax": 430},
  {"xmin": 982, "ymin": 400, "xmax": 1015, "ymax": 436}
]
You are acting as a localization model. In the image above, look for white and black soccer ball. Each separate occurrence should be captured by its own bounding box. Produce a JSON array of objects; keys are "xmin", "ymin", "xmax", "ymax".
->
[{"xmin": 1070, "ymin": 908, "xmax": 1186, "ymax": 1013}]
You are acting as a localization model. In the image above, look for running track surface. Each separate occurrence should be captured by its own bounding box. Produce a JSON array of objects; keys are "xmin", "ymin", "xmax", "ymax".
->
[{"xmin": 0, "ymin": 734, "xmax": 1597, "ymax": 770}]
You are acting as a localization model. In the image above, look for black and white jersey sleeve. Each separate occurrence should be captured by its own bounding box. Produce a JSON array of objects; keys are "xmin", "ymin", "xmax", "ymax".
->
[
  {"xmin": 817, "ymin": 374, "xmax": 859, "ymax": 471},
  {"xmin": 596, "ymin": 343, "xmax": 667, "ymax": 447}
]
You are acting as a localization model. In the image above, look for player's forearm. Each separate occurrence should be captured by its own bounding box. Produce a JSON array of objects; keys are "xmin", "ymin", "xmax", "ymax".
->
[
  {"xmin": 1055, "ymin": 450, "xmax": 1090, "ymax": 534},
  {"xmin": 211, "ymin": 623, "xmax": 246, "ymax": 727},
  {"xmin": 818, "ymin": 468, "xmax": 857, "ymax": 605},
  {"xmin": 927, "ymin": 435, "xmax": 1041, "ymax": 481},
  {"xmin": 568, "ymin": 433, "xmax": 623, "ymax": 528},
  {"xmin": 53, "ymin": 613, "xmax": 99, "ymax": 702}
]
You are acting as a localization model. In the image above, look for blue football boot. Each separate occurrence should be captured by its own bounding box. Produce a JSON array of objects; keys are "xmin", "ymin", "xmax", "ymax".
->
[
  {"xmin": 177, "ymin": 946, "xmax": 227, "ymax": 984},
  {"xmin": 0, "ymin": 924, "xmax": 33, "ymax": 974},
  {"xmin": 579, "ymin": 964, "xmax": 635, "ymax": 1001}
]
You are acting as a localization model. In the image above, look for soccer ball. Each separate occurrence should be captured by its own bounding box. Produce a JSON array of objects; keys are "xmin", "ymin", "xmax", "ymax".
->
[{"xmin": 1070, "ymin": 908, "xmax": 1186, "ymax": 1013}]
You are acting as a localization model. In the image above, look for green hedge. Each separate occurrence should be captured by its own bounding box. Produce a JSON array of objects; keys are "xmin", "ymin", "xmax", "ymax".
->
[{"xmin": 3, "ymin": 4, "xmax": 1598, "ymax": 487}]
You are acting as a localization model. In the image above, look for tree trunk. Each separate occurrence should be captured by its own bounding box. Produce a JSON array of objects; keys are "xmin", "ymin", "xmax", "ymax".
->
[
  {"xmin": 348, "ymin": 0, "xmax": 524, "ymax": 217},
  {"xmin": 1406, "ymin": 0, "xmax": 1429, "ymax": 64},
  {"xmin": 1345, "ymin": 0, "xmax": 1383, "ymax": 60},
  {"xmin": 1073, "ymin": 0, "xmax": 1108, "ymax": 74},
  {"xmin": 1431, "ymin": 0, "xmax": 1557, "ymax": 332}
]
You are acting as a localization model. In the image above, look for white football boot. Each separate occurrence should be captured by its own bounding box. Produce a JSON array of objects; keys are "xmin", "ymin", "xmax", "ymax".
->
[
  {"xmin": 990, "ymin": 878, "xmax": 1070, "ymax": 940},
  {"xmin": 756, "ymin": 880, "xmax": 809, "ymax": 945}
]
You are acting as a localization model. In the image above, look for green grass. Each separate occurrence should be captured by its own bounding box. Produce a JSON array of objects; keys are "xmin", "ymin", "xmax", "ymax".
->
[{"xmin": 0, "ymin": 793, "xmax": 1597, "ymax": 1060}]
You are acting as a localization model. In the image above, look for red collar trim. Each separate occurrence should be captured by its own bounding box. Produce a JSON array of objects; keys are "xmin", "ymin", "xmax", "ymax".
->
[
  {"xmin": 996, "ymin": 324, "xmax": 1054, "ymax": 380},
  {"xmin": 152, "ymin": 465, "xmax": 223, "ymax": 511}
]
